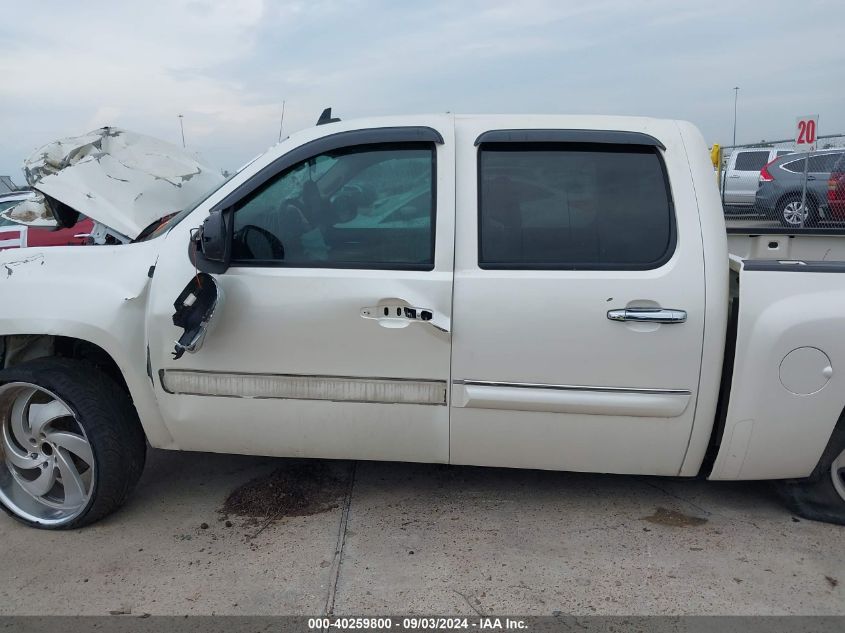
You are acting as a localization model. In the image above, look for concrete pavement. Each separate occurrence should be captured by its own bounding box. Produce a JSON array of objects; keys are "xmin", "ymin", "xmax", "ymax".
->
[{"xmin": 0, "ymin": 449, "xmax": 842, "ymax": 615}]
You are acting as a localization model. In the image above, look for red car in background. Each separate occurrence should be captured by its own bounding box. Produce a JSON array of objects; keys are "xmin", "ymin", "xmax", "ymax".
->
[
  {"xmin": 828, "ymin": 153, "xmax": 845, "ymax": 219},
  {"xmin": 0, "ymin": 191, "xmax": 93, "ymax": 251}
]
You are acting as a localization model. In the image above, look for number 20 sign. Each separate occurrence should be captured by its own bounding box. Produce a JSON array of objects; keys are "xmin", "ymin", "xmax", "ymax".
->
[{"xmin": 795, "ymin": 115, "xmax": 819, "ymax": 152}]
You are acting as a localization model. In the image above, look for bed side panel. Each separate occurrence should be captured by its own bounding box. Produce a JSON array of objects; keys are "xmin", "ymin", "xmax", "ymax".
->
[{"xmin": 710, "ymin": 266, "xmax": 845, "ymax": 480}]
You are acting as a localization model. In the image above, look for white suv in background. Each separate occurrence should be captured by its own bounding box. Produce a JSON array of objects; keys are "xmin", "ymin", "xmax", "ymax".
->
[{"xmin": 722, "ymin": 147, "xmax": 793, "ymax": 208}]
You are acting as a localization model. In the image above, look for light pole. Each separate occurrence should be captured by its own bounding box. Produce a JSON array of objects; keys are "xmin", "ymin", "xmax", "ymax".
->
[
  {"xmin": 178, "ymin": 114, "xmax": 186, "ymax": 148},
  {"xmin": 278, "ymin": 100, "xmax": 286, "ymax": 143},
  {"xmin": 732, "ymin": 87, "xmax": 739, "ymax": 147}
]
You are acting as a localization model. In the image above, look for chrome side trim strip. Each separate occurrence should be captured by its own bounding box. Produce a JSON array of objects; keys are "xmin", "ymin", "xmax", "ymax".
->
[
  {"xmin": 453, "ymin": 380, "xmax": 690, "ymax": 396},
  {"xmin": 452, "ymin": 381, "xmax": 691, "ymax": 418},
  {"xmin": 160, "ymin": 370, "xmax": 447, "ymax": 405}
]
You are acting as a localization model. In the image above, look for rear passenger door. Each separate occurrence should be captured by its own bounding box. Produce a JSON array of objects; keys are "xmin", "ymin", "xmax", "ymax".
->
[
  {"xmin": 724, "ymin": 150, "xmax": 770, "ymax": 205},
  {"xmin": 450, "ymin": 124, "xmax": 706, "ymax": 476}
]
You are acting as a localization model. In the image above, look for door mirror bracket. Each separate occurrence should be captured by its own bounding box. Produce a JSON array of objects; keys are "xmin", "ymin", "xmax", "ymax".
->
[
  {"xmin": 171, "ymin": 273, "xmax": 223, "ymax": 360},
  {"xmin": 190, "ymin": 209, "xmax": 233, "ymax": 274}
]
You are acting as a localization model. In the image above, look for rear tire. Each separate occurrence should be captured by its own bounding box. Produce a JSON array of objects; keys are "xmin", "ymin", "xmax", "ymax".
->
[
  {"xmin": 0, "ymin": 358, "xmax": 146, "ymax": 529},
  {"xmin": 777, "ymin": 194, "xmax": 816, "ymax": 228},
  {"xmin": 775, "ymin": 415, "xmax": 845, "ymax": 525}
]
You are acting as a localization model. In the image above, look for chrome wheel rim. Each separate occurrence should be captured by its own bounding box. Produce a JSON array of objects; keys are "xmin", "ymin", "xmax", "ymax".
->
[
  {"xmin": 832, "ymin": 448, "xmax": 845, "ymax": 503},
  {"xmin": 0, "ymin": 382, "xmax": 94, "ymax": 525},
  {"xmin": 782, "ymin": 201, "xmax": 809, "ymax": 225}
]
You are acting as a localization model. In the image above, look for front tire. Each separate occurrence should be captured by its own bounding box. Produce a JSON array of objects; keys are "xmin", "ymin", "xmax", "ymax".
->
[
  {"xmin": 0, "ymin": 358, "xmax": 146, "ymax": 529},
  {"xmin": 775, "ymin": 416, "xmax": 845, "ymax": 525}
]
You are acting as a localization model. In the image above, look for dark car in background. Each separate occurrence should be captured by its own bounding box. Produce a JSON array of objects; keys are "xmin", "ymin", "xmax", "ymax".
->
[{"xmin": 755, "ymin": 149, "xmax": 845, "ymax": 227}]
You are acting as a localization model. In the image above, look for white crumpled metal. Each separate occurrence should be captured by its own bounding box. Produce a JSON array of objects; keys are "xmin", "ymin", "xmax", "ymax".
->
[{"xmin": 1, "ymin": 127, "xmax": 224, "ymax": 240}]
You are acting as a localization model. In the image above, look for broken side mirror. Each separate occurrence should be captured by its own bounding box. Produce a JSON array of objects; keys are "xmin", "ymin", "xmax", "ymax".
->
[
  {"xmin": 171, "ymin": 272, "xmax": 223, "ymax": 360},
  {"xmin": 190, "ymin": 209, "xmax": 232, "ymax": 274}
]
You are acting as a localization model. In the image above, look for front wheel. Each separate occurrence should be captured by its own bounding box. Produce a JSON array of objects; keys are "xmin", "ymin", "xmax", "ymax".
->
[
  {"xmin": 775, "ymin": 418, "xmax": 845, "ymax": 525},
  {"xmin": 0, "ymin": 358, "xmax": 146, "ymax": 529}
]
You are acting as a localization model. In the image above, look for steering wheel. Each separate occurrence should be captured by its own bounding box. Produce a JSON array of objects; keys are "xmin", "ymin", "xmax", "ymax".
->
[{"xmin": 236, "ymin": 224, "xmax": 285, "ymax": 260}]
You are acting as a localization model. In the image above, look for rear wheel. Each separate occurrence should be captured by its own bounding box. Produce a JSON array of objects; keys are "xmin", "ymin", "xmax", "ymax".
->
[
  {"xmin": 775, "ymin": 417, "xmax": 845, "ymax": 525},
  {"xmin": 777, "ymin": 194, "xmax": 816, "ymax": 228},
  {"xmin": 0, "ymin": 358, "xmax": 146, "ymax": 529}
]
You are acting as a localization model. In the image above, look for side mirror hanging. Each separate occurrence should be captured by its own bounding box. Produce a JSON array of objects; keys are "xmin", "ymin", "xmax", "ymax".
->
[{"xmin": 190, "ymin": 209, "xmax": 232, "ymax": 274}]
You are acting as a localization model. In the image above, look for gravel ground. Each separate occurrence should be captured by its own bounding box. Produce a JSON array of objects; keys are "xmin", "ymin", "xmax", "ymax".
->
[{"xmin": 0, "ymin": 448, "xmax": 842, "ymax": 615}]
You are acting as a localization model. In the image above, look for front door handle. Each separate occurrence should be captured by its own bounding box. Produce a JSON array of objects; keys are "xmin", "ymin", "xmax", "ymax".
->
[
  {"xmin": 607, "ymin": 308, "xmax": 687, "ymax": 324},
  {"xmin": 361, "ymin": 302, "xmax": 450, "ymax": 332}
]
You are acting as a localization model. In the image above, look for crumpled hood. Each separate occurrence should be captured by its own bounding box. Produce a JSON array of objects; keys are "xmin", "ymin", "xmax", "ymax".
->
[{"xmin": 2, "ymin": 127, "xmax": 224, "ymax": 240}]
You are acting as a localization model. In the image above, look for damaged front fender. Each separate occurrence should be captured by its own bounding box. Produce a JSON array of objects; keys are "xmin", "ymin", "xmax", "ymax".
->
[{"xmin": 0, "ymin": 241, "xmax": 174, "ymax": 448}]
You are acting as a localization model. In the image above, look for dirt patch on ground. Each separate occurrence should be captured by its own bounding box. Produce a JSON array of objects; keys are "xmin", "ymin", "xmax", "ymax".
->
[
  {"xmin": 219, "ymin": 461, "xmax": 347, "ymax": 522},
  {"xmin": 642, "ymin": 506, "xmax": 708, "ymax": 528}
]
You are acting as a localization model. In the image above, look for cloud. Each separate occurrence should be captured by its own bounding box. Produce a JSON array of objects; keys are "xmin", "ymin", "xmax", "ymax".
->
[{"xmin": 1, "ymin": 0, "xmax": 844, "ymax": 180}]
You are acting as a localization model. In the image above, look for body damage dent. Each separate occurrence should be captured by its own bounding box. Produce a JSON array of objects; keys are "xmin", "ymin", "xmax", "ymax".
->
[{"xmin": 1, "ymin": 127, "xmax": 224, "ymax": 241}]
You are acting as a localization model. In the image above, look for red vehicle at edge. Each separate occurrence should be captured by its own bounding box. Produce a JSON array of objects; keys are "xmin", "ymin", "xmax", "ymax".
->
[
  {"xmin": 0, "ymin": 192, "xmax": 93, "ymax": 251},
  {"xmin": 0, "ymin": 219, "xmax": 94, "ymax": 251},
  {"xmin": 828, "ymin": 154, "xmax": 845, "ymax": 219}
]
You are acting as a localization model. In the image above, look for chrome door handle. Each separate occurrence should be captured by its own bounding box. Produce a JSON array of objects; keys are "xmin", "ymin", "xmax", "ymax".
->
[
  {"xmin": 361, "ymin": 302, "xmax": 450, "ymax": 332},
  {"xmin": 607, "ymin": 308, "xmax": 687, "ymax": 324}
]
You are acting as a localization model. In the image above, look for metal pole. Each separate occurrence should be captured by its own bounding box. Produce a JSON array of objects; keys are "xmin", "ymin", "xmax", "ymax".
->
[
  {"xmin": 732, "ymin": 87, "xmax": 739, "ymax": 147},
  {"xmin": 278, "ymin": 100, "xmax": 286, "ymax": 143},
  {"xmin": 178, "ymin": 114, "xmax": 186, "ymax": 148},
  {"xmin": 799, "ymin": 151, "xmax": 810, "ymax": 228}
]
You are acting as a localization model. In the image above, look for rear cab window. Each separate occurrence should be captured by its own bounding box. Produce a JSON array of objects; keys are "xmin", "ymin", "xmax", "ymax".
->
[{"xmin": 477, "ymin": 141, "xmax": 675, "ymax": 270}]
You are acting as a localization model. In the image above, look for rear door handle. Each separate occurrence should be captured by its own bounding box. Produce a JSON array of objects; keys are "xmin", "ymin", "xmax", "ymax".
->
[{"xmin": 607, "ymin": 308, "xmax": 687, "ymax": 324}]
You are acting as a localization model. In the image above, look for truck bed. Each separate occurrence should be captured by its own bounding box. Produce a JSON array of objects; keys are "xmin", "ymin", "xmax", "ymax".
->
[
  {"xmin": 728, "ymin": 231, "xmax": 845, "ymax": 262},
  {"xmin": 709, "ymin": 255, "xmax": 845, "ymax": 480}
]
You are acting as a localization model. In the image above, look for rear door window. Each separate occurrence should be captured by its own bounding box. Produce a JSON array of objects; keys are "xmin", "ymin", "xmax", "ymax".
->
[
  {"xmin": 783, "ymin": 153, "xmax": 843, "ymax": 174},
  {"xmin": 807, "ymin": 154, "xmax": 841, "ymax": 173},
  {"xmin": 478, "ymin": 143, "xmax": 674, "ymax": 270},
  {"xmin": 733, "ymin": 151, "xmax": 770, "ymax": 171}
]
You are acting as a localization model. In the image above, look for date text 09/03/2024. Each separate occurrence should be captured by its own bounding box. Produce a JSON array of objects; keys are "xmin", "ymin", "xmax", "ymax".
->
[{"xmin": 307, "ymin": 617, "xmax": 528, "ymax": 630}]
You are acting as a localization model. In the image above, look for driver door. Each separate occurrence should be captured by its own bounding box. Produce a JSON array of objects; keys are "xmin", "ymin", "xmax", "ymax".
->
[{"xmin": 146, "ymin": 120, "xmax": 455, "ymax": 462}]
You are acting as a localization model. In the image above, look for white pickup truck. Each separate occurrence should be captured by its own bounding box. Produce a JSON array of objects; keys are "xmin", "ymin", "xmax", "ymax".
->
[{"xmin": 2, "ymin": 114, "xmax": 845, "ymax": 530}]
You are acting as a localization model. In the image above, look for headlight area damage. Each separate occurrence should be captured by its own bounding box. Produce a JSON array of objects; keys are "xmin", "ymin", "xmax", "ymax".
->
[{"xmin": 0, "ymin": 127, "xmax": 224, "ymax": 244}]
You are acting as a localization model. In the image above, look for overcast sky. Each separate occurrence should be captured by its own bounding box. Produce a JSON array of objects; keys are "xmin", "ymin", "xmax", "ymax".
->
[{"xmin": 1, "ymin": 0, "xmax": 843, "ymax": 180}]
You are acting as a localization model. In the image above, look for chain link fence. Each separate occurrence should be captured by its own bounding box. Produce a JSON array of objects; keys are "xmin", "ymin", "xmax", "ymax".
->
[{"xmin": 716, "ymin": 134, "xmax": 845, "ymax": 233}]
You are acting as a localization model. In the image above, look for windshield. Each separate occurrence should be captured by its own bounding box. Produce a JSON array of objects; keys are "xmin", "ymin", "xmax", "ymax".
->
[
  {"xmin": 136, "ymin": 171, "xmax": 240, "ymax": 242},
  {"xmin": 136, "ymin": 152, "xmax": 267, "ymax": 242},
  {"xmin": 0, "ymin": 201, "xmax": 17, "ymax": 226},
  {"xmin": 0, "ymin": 199, "xmax": 27, "ymax": 227}
]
